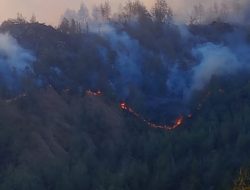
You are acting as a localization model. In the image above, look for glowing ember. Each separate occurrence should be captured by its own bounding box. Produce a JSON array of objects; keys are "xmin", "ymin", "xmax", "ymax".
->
[
  {"xmin": 172, "ymin": 116, "xmax": 184, "ymax": 128},
  {"xmin": 176, "ymin": 117, "xmax": 183, "ymax": 125},
  {"xmin": 120, "ymin": 102, "xmax": 128, "ymax": 110}
]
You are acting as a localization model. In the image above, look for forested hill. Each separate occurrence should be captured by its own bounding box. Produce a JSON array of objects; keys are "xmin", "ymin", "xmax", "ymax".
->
[{"xmin": 0, "ymin": 3, "xmax": 250, "ymax": 189}]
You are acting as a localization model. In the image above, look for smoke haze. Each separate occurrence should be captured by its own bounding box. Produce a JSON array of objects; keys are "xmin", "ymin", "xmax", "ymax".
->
[
  {"xmin": 0, "ymin": 33, "xmax": 35, "ymax": 89},
  {"xmin": 191, "ymin": 43, "xmax": 240, "ymax": 91},
  {"xmin": 1, "ymin": 0, "xmax": 250, "ymax": 119}
]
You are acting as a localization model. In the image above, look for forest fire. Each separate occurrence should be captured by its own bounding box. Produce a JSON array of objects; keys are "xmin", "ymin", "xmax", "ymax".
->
[
  {"xmin": 147, "ymin": 115, "xmax": 184, "ymax": 131},
  {"xmin": 86, "ymin": 90, "xmax": 185, "ymax": 131},
  {"xmin": 174, "ymin": 116, "xmax": 184, "ymax": 127},
  {"xmin": 120, "ymin": 101, "xmax": 185, "ymax": 131},
  {"xmin": 120, "ymin": 102, "xmax": 128, "ymax": 110}
]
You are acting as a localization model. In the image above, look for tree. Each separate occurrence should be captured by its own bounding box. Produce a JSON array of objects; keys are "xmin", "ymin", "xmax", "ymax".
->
[
  {"xmin": 233, "ymin": 168, "xmax": 250, "ymax": 190},
  {"xmin": 210, "ymin": 2, "xmax": 220, "ymax": 22},
  {"xmin": 16, "ymin": 13, "xmax": 26, "ymax": 24},
  {"xmin": 78, "ymin": 3, "xmax": 89, "ymax": 32},
  {"xmin": 220, "ymin": 2, "xmax": 229, "ymax": 22},
  {"xmin": 58, "ymin": 18, "xmax": 70, "ymax": 34},
  {"xmin": 78, "ymin": 3, "xmax": 89, "ymax": 21},
  {"xmin": 92, "ymin": 1, "xmax": 111, "ymax": 23},
  {"xmin": 151, "ymin": 0, "xmax": 173, "ymax": 25},
  {"xmin": 208, "ymin": 2, "xmax": 229, "ymax": 23},
  {"xmin": 70, "ymin": 19, "xmax": 77, "ymax": 34},
  {"xmin": 92, "ymin": 5, "xmax": 103, "ymax": 33},
  {"xmin": 58, "ymin": 17, "xmax": 81, "ymax": 34},
  {"xmin": 119, "ymin": 0, "xmax": 151, "ymax": 25},
  {"xmin": 100, "ymin": 1, "xmax": 111, "ymax": 21},
  {"xmin": 30, "ymin": 14, "xmax": 37, "ymax": 23},
  {"xmin": 189, "ymin": 3, "xmax": 205, "ymax": 25},
  {"xmin": 92, "ymin": 1, "xmax": 112, "ymax": 33}
]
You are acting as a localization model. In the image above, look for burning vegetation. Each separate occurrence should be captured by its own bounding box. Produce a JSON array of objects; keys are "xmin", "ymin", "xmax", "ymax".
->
[
  {"xmin": 85, "ymin": 90, "xmax": 187, "ymax": 131},
  {"xmin": 0, "ymin": 0, "xmax": 250, "ymax": 188},
  {"xmin": 120, "ymin": 102, "xmax": 184, "ymax": 131},
  {"xmin": 84, "ymin": 86, "xmax": 229, "ymax": 132}
]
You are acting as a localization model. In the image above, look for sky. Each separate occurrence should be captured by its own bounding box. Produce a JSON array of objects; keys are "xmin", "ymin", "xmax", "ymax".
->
[
  {"xmin": 0, "ymin": 0, "xmax": 154, "ymax": 26},
  {"xmin": 0, "ymin": 0, "xmax": 248, "ymax": 26}
]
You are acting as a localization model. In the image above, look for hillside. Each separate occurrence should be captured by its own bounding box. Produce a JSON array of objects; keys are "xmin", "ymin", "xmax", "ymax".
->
[{"xmin": 0, "ymin": 2, "xmax": 250, "ymax": 189}]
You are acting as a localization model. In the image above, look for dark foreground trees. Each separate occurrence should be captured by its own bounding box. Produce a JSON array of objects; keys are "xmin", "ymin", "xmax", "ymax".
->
[
  {"xmin": 0, "ymin": 75, "xmax": 248, "ymax": 189},
  {"xmin": 0, "ymin": 1, "xmax": 250, "ymax": 189}
]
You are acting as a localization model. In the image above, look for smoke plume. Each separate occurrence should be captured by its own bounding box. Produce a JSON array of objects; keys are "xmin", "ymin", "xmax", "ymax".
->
[
  {"xmin": 191, "ymin": 43, "xmax": 239, "ymax": 92},
  {"xmin": 0, "ymin": 33, "xmax": 35, "ymax": 89}
]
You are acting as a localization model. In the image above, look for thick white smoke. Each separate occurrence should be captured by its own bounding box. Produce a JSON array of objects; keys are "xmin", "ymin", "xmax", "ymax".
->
[
  {"xmin": 190, "ymin": 43, "xmax": 240, "ymax": 92},
  {"xmin": 0, "ymin": 33, "xmax": 35, "ymax": 88},
  {"xmin": 166, "ymin": 40, "xmax": 250, "ymax": 100},
  {"xmin": 0, "ymin": 33, "xmax": 34, "ymax": 71}
]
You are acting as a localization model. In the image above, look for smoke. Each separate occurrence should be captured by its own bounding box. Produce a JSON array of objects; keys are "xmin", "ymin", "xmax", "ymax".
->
[
  {"xmin": 61, "ymin": 2, "xmax": 112, "ymax": 33},
  {"xmin": 168, "ymin": 0, "xmax": 250, "ymax": 24},
  {"xmin": 166, "ymin": 34, "xmax": 250, "ymax": 100},
  {"xmin": 60, "ymin": 0, "xmax": 250, "ymax": 32},
  {"xmin": 95, "ymin": 22, "xmax": 250, "ymax": 119},
  {"xmin": 56, "ymin": 1, "xmax": 250, "ymax": 120},
  {"xmin": 99, "ymin": 25, "xmax": 145, "ymax": 98},
  {"xmin": 191, "ymin": 43, "xmax": 240, "ymax": 92},
  {"xmin": 63, "ymin": 3, "xmax": 89, "ymax": 25},
  {"xmin": 0, "ymin": 33, "xmax": 35, "ymax": 89},
  {"xmin": 167, "ymin": 65, "xmax": 190, "ymax": 97}
]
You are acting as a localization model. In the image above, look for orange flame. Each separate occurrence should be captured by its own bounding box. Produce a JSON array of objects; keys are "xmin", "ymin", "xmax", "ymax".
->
[
  {"xmin": 120, "ymin": 102, "xmax": 185, "ymax": 131},
  {"xmin": 87, "ymin": 90, "xmax": 187, "ymax": 131},
  {"xmin": 120, "ymin": 102, "xmax": 128, "ymax": 110},
  {"xmin": 172, "ymin": 116, "xmax": 184, "ymax": 129}
]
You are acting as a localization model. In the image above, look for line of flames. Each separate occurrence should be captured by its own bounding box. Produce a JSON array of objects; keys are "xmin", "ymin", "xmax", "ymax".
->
[
  {"xmin": 85, "ymin": 90, "xmax": 185, "ymax": 131},
  {"xmin": 3, "ymin": 88, "xmax": 225, "ymax": 131},
  {"xmin": 120, "ymin": 102, "xmax": 184, "ymax": 131},
  {"xmin": 2, "ymin": 89, "xmax": 189, "ymax": 131}
]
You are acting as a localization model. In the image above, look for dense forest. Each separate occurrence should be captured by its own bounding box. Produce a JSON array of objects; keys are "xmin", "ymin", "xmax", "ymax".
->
[{"xmin": 0, "ymin": 0, "xmax": 250, "ymax": 189}]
